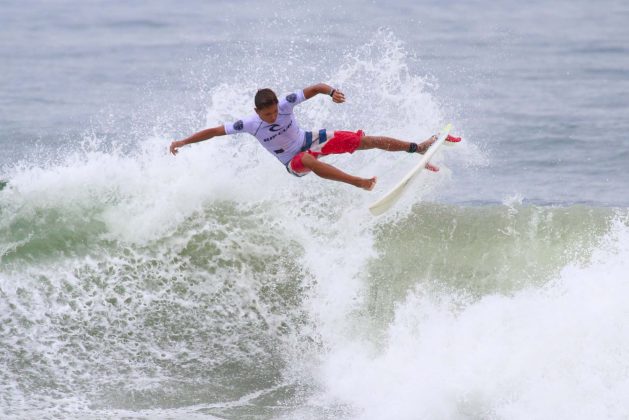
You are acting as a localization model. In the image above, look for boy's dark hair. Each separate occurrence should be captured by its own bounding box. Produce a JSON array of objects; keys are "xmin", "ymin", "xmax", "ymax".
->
[{"xmin": 255, "ymin": 88, "xmax": 279, "ymax": 109}]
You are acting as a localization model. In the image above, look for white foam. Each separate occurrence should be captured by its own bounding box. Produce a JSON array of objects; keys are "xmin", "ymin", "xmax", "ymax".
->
[{"xmin": 314, "ymin": 217, "xmax": 629, "ymax": 419}]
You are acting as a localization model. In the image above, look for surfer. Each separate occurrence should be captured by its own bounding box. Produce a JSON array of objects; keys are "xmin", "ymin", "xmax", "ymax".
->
[{"xmin": 169, "ymin": 83, "xmax": 460, "ymax": 190}]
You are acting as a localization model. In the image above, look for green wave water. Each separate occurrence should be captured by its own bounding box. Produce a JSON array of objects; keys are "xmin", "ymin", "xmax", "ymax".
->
[{"xmin": 2, "ymin": 171, "xmax": 627, "ymax": 418}]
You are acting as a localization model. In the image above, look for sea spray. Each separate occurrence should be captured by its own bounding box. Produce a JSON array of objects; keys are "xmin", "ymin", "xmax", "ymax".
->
[{"xmin": 3, "ymin": 28, "xmax": 623, "ymax": 420}]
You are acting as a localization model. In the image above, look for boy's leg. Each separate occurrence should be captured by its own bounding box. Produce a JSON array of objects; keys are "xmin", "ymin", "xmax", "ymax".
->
[
  {"xmin": 358, "ymin": 134, "xmax": 438, "ymax": 153},
  {"xmin": 359, "ymin": 134, "xmax": 440, "ymax": 171},
  {"xmin": 301, "ymin": 152, "xmax": 377, "ymax": 191}
]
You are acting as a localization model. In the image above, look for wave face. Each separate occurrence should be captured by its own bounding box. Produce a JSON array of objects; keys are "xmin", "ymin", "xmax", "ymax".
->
[
  {"xmin": 317, "ymin": 207, "xmax": 629, "ymax": 420},
  {"xmin": 2, "ymin": 30, "xmax": 629, "ymax": 420}
]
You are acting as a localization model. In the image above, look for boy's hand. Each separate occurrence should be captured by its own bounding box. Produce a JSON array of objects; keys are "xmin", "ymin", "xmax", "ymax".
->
[
  {"xmin": 170, "ymin": 140, "xmax": 183, "ymax": 155},
  {"xmin": 331, "ymin": 89, "xmax": 345, "ymax": 104}
]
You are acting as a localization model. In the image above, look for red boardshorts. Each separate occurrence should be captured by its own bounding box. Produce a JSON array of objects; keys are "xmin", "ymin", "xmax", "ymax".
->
[{"xmin": 288, "ymin": 130, "xmax": 364, "ymax": 176}]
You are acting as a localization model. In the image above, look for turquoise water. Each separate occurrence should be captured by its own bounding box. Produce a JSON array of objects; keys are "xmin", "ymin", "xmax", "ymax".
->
[{"xmin": 2, "ymin": 0, "xmax": 629, "ymax": 418}]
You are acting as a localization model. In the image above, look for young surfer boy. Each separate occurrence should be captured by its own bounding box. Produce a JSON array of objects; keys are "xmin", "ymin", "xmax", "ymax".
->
[{"xmin": 169, "ymin": 83, "xmax": 460, "ymax": 190}]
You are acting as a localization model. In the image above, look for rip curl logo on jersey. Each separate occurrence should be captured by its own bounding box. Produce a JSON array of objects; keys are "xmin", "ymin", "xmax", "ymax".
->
[
  {"xmin": 262, "ymin": 120, "xmax": 292, "ymax": 142},
  {"xmin": 233, "ymin": 120, "xmax": 244, "ymax": 131},
  {"xmin": 286, "ymin": 93, "xmax": 297, "ymax": 103}
]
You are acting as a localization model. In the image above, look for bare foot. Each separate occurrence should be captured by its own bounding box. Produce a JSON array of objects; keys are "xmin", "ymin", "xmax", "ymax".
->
[
  {"xmin": 359, "ymin": 176, "xmax": 377, "ymax": 191},
  {"xmin": 417, "ymin": 134, "xmax": 438, "ymax": 153},
  {"xmin": 425, "ymin": 163, "xmax": 439, "ymax": 172}
]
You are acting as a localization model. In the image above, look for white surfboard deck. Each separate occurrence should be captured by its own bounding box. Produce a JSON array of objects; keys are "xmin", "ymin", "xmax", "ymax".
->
[{"xmin": 368, "ymin": 123, "xmax": 452, "ymax": 216}]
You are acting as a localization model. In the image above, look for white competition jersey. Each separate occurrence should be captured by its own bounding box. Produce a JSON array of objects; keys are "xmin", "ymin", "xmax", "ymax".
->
[{"xmin": 224, "ymin": 90, "xmax": 307, "ymax": 165}]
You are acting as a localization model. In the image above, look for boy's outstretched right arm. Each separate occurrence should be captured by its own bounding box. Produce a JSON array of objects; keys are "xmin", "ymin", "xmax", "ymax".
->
[{"xmin": 170, "ymin": 125, "xmax": 226, "ymax": 155}]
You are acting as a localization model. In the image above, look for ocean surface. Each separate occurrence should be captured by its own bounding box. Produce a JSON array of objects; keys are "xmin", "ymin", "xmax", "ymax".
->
[{"xmin": 1, "ymin": 0, "xmax": 629, "ymax": 419}]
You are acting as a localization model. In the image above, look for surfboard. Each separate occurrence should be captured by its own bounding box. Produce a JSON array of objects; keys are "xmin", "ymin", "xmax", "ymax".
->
[{"xmin": 368, "ymin": 123, "xmax": 452, "ymax": 216}]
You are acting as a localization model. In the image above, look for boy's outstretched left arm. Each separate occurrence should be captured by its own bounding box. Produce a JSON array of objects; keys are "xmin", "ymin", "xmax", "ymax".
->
[{"xmin": 303, "ymin": 83, "xmax": 345, "ymax": 104}]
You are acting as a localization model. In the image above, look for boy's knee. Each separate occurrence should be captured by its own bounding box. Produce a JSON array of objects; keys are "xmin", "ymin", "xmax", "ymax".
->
[{"xmin": 301, "ymin": 152, "xmax": 317, "ymax": 168}]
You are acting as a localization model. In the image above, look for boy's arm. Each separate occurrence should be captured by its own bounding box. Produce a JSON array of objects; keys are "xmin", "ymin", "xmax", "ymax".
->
[
  {"xmin": 303, "ymin": 83, "xmax": 345, "ymax": 104},
  {"xmin": 170, "ymin": 125, "xmax": 226, "ymax": 155}
]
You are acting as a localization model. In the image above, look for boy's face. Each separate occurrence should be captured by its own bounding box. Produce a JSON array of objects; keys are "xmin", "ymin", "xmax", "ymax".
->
[{"xmin": 255, "ymin": 104, "xmax": 279, "ymax": 124}]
